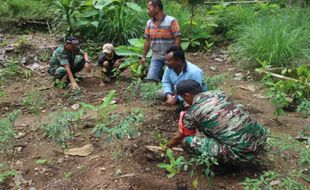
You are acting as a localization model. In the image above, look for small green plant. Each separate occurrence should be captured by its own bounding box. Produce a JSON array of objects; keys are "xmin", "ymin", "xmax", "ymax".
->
[
  {"xmin": 241, "ymin": 170, "xmax": 307, "ymax": 190},
  {"xmin": 63, "ymin": 171, "xmax": 73, "ymax": 180},
  {"xmin": 297, "ymin": 101, "xmax": 310, "ymax": 117},
  {"xmin": 53, "ymin": 79, "xmax": 66, "ymax": 89},
  {"xmin": 38, "ymin": 49, "xmax": 52, "ymax": 62},
  {"xmin": 103, "ymin": 110, "xmax": 143, "ymax": 159},
  {"xmin": 0, "ymin": 110, "xmax": 20, "ymax": 156},
  {"xmin": 140, "ymin": 82, "xmax": 161, "ymax": 106},
  {"xmin": 23, "ymin": 69, "xmax": 32, "ymax": 79},
  {"xmin": 40, "ymin": 110, "xmax": 84, "ymax": 148},
  {"xmin": 35, "ymin": 159, "xmax": 49, "ymax": 165},
  {"xmin": 154, "ymin": 131, "xmax": 168, "ymax": 150},
  {"xmin": 23, "ymin": 89, "xmax": 46, "ymax": 116},
  {"xmin": 299, "ymin": 148, "xmax": 310, "ymax": 176},
  {"xmin": 0, "ymin": 59, "xmax": 20, "ymax": 83},
  {"xmin": 205, "ymin": 73, "xmax": 229, "ymax": 90},
  {"xmin": 158, "ymin": 149, "xmax": 187, "ymax": 178},
  {"xmin": 0, "ymin": 163, "xmax": 16, "ymax": 184},
  {"xmin": 81, "ymin": 90, "xmax": 116, "ymax": 137},
  {"xmin": 0, "ymin": 89, "xmax": 5, "ymax": 102}
]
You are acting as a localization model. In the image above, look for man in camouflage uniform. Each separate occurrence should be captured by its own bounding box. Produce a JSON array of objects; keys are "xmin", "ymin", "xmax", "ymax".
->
[
  {"xmin": 48, "ymin": 37, "xmax": 91, "ymax": 90},
  {"xmin": 167, "ymin": 80, "xmax": 268, "ymax": 164}
]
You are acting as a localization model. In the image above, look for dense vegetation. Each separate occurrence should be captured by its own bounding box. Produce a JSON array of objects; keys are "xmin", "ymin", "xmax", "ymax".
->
[{"xmin": 0, "ymin": 0, "xmax": 309, "ymax": 189}]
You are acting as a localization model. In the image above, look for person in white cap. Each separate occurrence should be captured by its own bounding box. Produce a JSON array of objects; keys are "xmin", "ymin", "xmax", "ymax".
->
[{"xmin": 98, "ymin": 43, "xmax": 124, "ymax": 86}]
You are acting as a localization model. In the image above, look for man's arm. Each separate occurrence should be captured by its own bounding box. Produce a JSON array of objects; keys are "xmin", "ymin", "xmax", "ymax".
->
[
  {"xmin": 83, "ymin": 52, "xmax": 90, "ymax": 72},
  {"xmin": 167, "ymin": 131, "xmax": 184, "ymax": 148},
  {"xmin": 64, "ymin": 64, "xmax": 79, "ymax": 90},
  {"xmin": 141, "ymin": 39, "xmax": 150, "ymax": 65}
]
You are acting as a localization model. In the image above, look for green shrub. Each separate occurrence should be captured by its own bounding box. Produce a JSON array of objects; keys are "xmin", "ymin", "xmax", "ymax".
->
[{"xmin": 231, "ymin": 9, "xmax": 310, "ymax": 68}]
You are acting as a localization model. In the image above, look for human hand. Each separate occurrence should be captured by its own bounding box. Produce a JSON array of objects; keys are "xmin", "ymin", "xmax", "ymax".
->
[
  {"xmin": 103, "ymin": 61, "xmax": 109, "ymax": 67},
  {"xmin": 114, "ymin": 59, "xmax": 121, "ymax": 67},
  {"xmin": 70, "ymin": 82, "xmax": 80, "ymax": 90},
  {"xmin": 140, "ymin": 57, "xmax": 146, "ymax": 65},
  {"xmin": 164, "ymin": 95, "xmax": 177, "ymax": 106}
]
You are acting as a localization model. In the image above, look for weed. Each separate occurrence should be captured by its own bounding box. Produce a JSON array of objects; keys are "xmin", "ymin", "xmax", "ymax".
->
[
  {"xmin": 40, "ymin": 110, "xmax": 84, "ymax": 148},
  {"xmin": 123, "ymin": 79, "xmax": 142, "ymax": 111},
  {"xmin": 53, "ymin": 79, "xmax": 66, "ymax": 89},
  {"xmin": 297, "ymin": 101, "xmax": 310, "ymax": 117},
  {"xmin": 241, "ymin": 170, "xmax": 307, "ymax": 190},
  {"xmin": 35, "ymin": 159, "xmax": 49, "ymax": 165},
  {"xmin": 0, "ymin": 59, "xmax": 20, "ymax": 83},
  {"xmin": 158, "ymin": 149, "xmax": 187, "ymax": 178},
  {"xmin": 22, "ymin": 89, "xmax": 46, "ymax": 116},
  {"xmin": 299, "ymin": 149, "xmax": 310, "ymax": 175},
  {"xmin": 140, "ymin": 82, "xmax": 161, "ymax": 106},
  {"xmin": 0, "ymin": 163, "xmax": 16, "ymax": 184},
  {"xmin": 38, "ymin": 49, "xmax": 51, "ymax": 62},
  {"xmin": 63, "ymin": 171, "xmax": 73, "ymax": 180},
  {"xmin": 23, "ymin": 69, "xmax": 32, "ymax": 79},
  {"xmin": 0, "ymin": 89, "xmax": 5, "ymax": 103},
  {"xmin": 154, "ymin": 131, "xmax": 168, "ymax": 150},
  {"xmin": 205, "ymin": 73, "xmax": 229, "ymax": 90},
  {"xmin": 0, "ymin": 110, "xmax": 20, "ymax": 156}
]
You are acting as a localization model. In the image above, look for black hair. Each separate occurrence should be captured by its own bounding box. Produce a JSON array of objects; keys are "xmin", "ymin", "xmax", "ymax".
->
[
  {"xmin": 176, "ymin": 80, "xmax": 203, "ymax": 96},
  {"xmin": 166, "ymin": 46, "xmax": 185, "ymax": 63},
  {"xmin": 148, "ymin": 0, "xmax": 163, "ymax": 11}
]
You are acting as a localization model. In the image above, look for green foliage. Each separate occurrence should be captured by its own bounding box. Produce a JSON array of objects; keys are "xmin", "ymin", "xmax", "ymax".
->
[
  {"xmin": 53, "ymin": 79, "xmax": 66, "ymax": 89},
  {"xmin": 116, "ymin": 38, "xmax": 149, "ymax": 79},
  {"xmin": 0, "ymin": 59, "xmax": 20, "ymax": 84},
  {"xmin": 35, "ymin": 159, "xmax": 48, "ymax": 165},
  {"xmin": 205, "ymin": 73, "xmax": 229, "ymax": 90},
  {"xmin": 100, "ymin": 110, "xmax": 143, "ymax": 159},
  {"xmin": 40, "ymin": 110, "xmax": 84, "ymax": 148},
  {"xmin": 231, "ymin": 9, "xmax": 310, "ymax": 68},
  {"xmin": 39, "ymin": 49, "xmax": 52, "ymax": 62},
  {"xmin": 0, "ymin": 0, "xmax": 54, "ymax": 32},
  {"xmin": 0, "ymin": 89, "xmax": 5, "ymax": 103},
  {"xmin": 297, "ymin": 101, "xmax": 310, "ymax": 116},
  {"xmin": 299, "ymin": 148, "xmax": 310, "ymax": 176},
  {"xmin": 188, "ymin": 153, "xmax": 218, "ymax": 177},
  {"xmin": 241, "ymin": 170, "xmax": 307, "ymax": 190},
  {"xmin": 154, "ymin": 131, "xmax": 168, "ymax": 149},
  {"xmin": 158, "ymin": 149, "xmax": 187, "ymax": 178},
  {"xmin": 81, "ymin": 90, "xmax": 116, "ymax": 137},
  {"xmin": 23, "ymin": 89, "xmax": 46, "ymax": 116},
  {"xmin": 54, "ymin": 0, "xmax": 145, "ymax": 44},
  {"xmin": 261, "ymin": 65, "xmax": 310, "ymax": 115},
  {"xmin": 140, "ymin": 82, "xmax": 161, "ymax": 105},
  {"xmin": 0, "ymin": 163, "xmax": 16, "ymax": 184},
  {"xmin": 0, "ymin": 110, "xmax": 20, "ymax": 156}
]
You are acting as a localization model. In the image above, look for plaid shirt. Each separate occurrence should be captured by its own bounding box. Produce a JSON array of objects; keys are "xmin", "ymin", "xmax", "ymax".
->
[{"xmin": 144, "ymin": 15, "xmax": 181, "ymax": 59}]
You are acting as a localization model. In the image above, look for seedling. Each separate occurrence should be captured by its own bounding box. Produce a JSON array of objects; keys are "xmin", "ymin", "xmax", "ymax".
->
[
  {"xmin": 63, "ymin": 171, "xmax": 73, "ymax": 180},
  {"xmin": 81, "ymin": 90, "xmax": 116, "ymax": 137},
  {"xmin": 40, "ymin": 110, "xmax": 84, "ymax": 148},
  {"xmin": 158, "ymin": 149, "xmax": 187, "ymax": 178},
  {"xmin": 0, "ymin": 110, "xmax": 20, "ymax": 156},
  {"xmin": 23, "ymin": 89, "xmax": 46, "ymax": 117},
  {"xmin": 35, "ymin": 159, "xmax": 51, "ymax": 165},
  {"xmin": 0, "ymin": 163, "xmax": 16, "ymax": 184},
  {"xmin": 23, "ymin": 69, "xmax": 32, "ymax": 79},
  {"xmin": 53, "ymin": 79, "xmax": 66, "ymax": 89}
]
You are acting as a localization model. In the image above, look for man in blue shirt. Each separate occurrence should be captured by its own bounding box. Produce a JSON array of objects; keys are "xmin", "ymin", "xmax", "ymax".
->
[{"xmin": 161, "ymin": 46, "xmax": 207, "ymax": 106}]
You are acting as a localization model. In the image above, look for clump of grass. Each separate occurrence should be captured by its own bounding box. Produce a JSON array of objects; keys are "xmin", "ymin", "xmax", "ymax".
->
[{"xmin": 231, "ymin": 9, "xmax": 310, "ymax": 69}]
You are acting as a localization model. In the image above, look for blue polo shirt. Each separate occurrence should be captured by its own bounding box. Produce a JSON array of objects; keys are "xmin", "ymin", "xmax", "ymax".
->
[{"xmin": 162, "ymin": 61, "xmax": 207, "ymax": 96}]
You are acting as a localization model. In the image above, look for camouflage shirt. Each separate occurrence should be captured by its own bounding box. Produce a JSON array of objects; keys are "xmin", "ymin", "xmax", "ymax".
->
[
  {"xmin": 50, "ymin": 45, "xmax": 84, "ymax": 67},
  {"xmin": 183, "ymin": 90, "xmax": 268, "ymax": 162}
]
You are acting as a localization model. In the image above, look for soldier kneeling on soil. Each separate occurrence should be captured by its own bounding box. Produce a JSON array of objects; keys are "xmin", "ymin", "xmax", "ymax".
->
[
  {"xmin": 98, "ymin": 43, "xmax": 125, "ymax": 87},
  {"xmin": 166, "ymin": 80, "xmax": 268, "ymax": 164},
  {"xmin": 48, "ymin": 37, "xmax": 91, "ymax": 90}
]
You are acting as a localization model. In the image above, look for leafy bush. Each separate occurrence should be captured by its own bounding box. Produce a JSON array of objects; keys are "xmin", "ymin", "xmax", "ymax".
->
[
  {"xmin": 0, "ymin": 110, "xmax": 20, "ymax": 156},
  {"xmin": 158, "ymin": 149, "xmax": 187, "ymax": 178},
  {"xmin": 231, "ymin": 9, "xmax": 310, "ymax": 68}
]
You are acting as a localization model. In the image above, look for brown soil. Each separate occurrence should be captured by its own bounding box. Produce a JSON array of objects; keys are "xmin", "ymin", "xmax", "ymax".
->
[{"xmin": 0, "ymin": 34, "xmax": 309, "ymax": 190}]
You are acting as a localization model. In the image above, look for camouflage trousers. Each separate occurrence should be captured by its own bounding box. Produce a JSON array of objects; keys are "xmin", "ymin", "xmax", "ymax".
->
[
  {"xmin": 48, "ymin": 55, "xmax": 85, "ymax": 79},
  {"xmin": 182, "ymin": 135, "xmax": 266, "ymax": 163}
]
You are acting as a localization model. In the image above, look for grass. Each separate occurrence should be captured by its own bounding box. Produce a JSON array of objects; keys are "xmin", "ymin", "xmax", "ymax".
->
[{"xmin": 230, "ymin": 8, "xmax": 310, "ymax": 69}]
